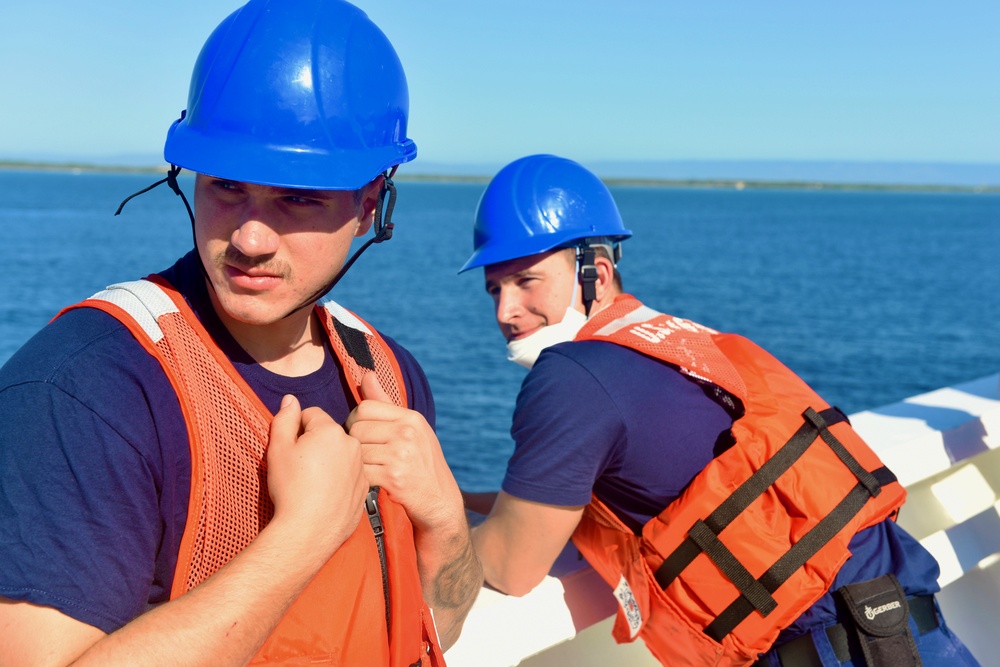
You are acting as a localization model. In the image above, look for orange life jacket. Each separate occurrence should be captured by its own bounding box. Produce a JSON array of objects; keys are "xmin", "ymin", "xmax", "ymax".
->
[
  {"xmin": 570, "ymin": 295, "xmax": 906, "ymax": 667},
  {"xmin": 66, "ymin": 276, "xmax": 444, "ymax": 666}
]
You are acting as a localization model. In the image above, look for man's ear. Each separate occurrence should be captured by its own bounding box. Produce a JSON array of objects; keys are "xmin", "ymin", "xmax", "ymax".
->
[
  {"xmin": 593, "ymin": 254, "xmax": 617, "ymax": 302},
  {"xmin": 355, "ymin": 174, "xmax": 386, "ymax": 237}
]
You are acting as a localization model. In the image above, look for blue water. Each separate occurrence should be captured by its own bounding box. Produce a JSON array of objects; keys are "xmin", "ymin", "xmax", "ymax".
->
[{"xmin": 2, "ymin": 170, "xmax": 999, "ymax": 490}]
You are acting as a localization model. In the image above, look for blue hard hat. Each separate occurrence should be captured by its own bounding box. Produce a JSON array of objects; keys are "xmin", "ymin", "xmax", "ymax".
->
[
  {"xmin": 164, "ymin": 0, "xmax": 416, "ymax": 190},
  {"xmin": 459, "ymin": 155, "xmax": 632, "ymax": 273}
]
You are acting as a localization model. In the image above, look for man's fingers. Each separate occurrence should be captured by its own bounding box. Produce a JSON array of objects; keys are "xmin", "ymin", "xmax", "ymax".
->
[
  {"xmin": 362, "ymin": 462, "xmax": 387, "ymax": 491},
  {"xmin": 360, "ymin": 442, "xmax": 394, "ymax": 465},
  {"xmin": 345, "ymin": 377, "xmax": 403, "ymax": 430},
  {"xmin": 359, "ymin": 371, "xmax": 392, "ymax": 404},
  {"xmin": 269, "ymin": 394, "xmax": 302, "ymax": 444},
  {"xmin": 353, "ymin": 420, "xmax": 403, "ymax": 449},
  {"xmin": 298, "ymin": 404, "xmax": 338, "ymax": 433},
  {"xmin": 362, "ymin": 457, "xmax": 401, "ymax": 495}
]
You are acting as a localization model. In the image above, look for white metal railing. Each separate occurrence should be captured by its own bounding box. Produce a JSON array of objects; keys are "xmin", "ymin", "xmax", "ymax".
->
[{"xmin": 446, "ymin": 373, "xmax": 1000, "ymax": 666}]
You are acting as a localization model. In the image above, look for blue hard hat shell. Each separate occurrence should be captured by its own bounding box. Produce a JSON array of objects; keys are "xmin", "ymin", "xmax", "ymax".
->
[
  {"xmin": 460, "ymin": 154, "xmax": 632, "ymax": 272},
  {"xmin": 164, "ymin": 0, "xmax": 416, "ymax": 190}
]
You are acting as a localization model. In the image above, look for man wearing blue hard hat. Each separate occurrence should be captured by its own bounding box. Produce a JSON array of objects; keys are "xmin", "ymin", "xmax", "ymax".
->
[
  {"xmin": 462, "ymin": 154, "xmax": 978, "ymax": 666},
  {"xmin": 0, "ymin": 1, "xmax": 480, "ymax": 665}
]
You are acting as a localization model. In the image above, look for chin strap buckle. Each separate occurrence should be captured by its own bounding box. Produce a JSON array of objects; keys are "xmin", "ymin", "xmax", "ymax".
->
[
  {"xmin": 578, "ymin": 245, "xmax": 598, "ymax": 316},
  {"xmin": 372, "ymin": 173, "xmax": 396, "ymax": 243}
]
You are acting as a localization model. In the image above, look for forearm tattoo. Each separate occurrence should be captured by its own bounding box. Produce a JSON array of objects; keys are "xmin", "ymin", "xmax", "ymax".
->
[{"xmin": 431, "ymin": 534, "xmax": 483, "ymax": 610}]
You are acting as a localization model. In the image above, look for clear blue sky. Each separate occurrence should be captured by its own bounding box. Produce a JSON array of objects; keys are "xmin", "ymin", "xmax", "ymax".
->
[{"xmin": 1, "ymin": 1, "xmax": 997, "ymax": 167}]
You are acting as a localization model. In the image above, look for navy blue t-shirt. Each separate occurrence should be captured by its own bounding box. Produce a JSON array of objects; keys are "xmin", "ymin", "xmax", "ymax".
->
[
  {"xmin": 0, "ymin": 251, "xmax": 435, "ymax": 633},
  {"xmin": 503, "ymin": 337, "xmax": 941, "ymax": 636}
]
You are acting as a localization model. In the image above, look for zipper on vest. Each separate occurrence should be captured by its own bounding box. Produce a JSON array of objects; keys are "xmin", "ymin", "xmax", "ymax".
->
[{"xmin": 366, "ymin": 487, "xmax": 392, "ymax": 636}]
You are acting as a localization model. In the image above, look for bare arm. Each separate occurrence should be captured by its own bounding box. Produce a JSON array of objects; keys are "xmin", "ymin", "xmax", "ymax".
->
[
  {"xmin": 0, "ymin": 601, "xmax": 104, "ymax": 667},
  {"xmin": 348, "ymin": 373, "xmax": 484, "ymax": 650},
  {"xmin": 0, "ymin": 395, "xmax": 367, "ymax": 667},
  {"xmin": 411, "ymin": 505, "xmax": 482, "ymax": 651},
  {"xmin": 471, "ymin": 491, "xmax": 584, "ymax": 597}
]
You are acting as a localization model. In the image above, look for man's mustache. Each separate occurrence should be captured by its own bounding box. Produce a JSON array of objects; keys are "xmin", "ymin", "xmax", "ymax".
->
[{"xmin": 216, "ymin": 246, "xmax": 291, "ymax": 279}]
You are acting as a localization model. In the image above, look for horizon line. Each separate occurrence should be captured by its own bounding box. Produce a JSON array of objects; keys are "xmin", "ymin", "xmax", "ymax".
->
[{"xmin": 2, "ymin": 159, "xmax": 999, "ymax": 195}]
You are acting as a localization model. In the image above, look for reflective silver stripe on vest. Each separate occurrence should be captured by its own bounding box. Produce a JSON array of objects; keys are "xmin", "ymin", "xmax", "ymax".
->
[
  {"xmin": 87, "ymin": 281, "xmax": 179, "ymax": 343},
  {"xmin": 592, "ymin": 305, "xmax": 662, "ymax": 337},
  {"xmin": 319, "ymin": 298, "xmax": 373, "ymax": 336}
]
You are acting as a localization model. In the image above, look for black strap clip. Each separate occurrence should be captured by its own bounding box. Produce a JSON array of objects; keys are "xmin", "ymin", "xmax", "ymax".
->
[{"xmin": 578, "ymin": 245, "xmax": 598, "ymax": 315}]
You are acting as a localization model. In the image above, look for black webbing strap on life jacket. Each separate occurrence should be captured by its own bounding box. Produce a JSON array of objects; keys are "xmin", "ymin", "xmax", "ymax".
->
[
  {"xmin": 331, "ymin": 317, "xmax": 376, "ymax": 371},
  {"xmin": 652, "ymin": 407, "xmax": 899, "ymax": 642}
]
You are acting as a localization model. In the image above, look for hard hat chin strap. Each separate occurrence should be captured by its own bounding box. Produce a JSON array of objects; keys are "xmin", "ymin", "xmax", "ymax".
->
[
  {"xmin": 115, "ymin": 165, "xmax": 208, "ymax": 283},
  {"xmin": 280, "ymin": 168, "xmax": 398, "ymax": 319},
  {"xmin": 323, "ymin": 172, "xmax": 396, "ymax": 293},
  {"xmin": 577, "ymin": 245, "xmax": 598, "ymax": 317},
  {"xmin": 115, "ymin": 164, "xmax": 195, "ymax": 227},
  {"xmin": 115, "ymin": 165, "xmax": 400, "ymax": 321}
]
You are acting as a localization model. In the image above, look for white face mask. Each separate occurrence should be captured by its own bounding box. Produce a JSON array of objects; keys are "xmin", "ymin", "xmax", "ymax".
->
[{"xmin": 505, "ymin": 306, "xmax": 588, "ymax": 369}]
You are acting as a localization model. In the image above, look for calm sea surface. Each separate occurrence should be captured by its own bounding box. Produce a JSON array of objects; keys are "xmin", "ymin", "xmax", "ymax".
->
[{"xmin": 2, "ymin": 169, "xmax": 999, "ymax": 489}]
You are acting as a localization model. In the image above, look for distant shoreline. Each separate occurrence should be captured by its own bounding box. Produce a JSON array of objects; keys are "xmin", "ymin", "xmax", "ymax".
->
[{"xmin": 2, "ymin": 160, "xmax": 998, "ymax": 194}]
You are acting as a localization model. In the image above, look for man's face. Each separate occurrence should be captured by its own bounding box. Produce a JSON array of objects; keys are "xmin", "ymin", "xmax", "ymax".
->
[
  {"xmin": 483, "ymin": 249, "xmax": 581, "ymax": 342},
  {"xmin": 193, "ymin": 174, "xmax": 374, "ymax": 327}
]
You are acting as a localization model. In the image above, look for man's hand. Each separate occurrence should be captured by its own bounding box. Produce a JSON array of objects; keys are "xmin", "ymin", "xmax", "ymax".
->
[
  {"xmin": 346, "ymin": 374, "xmax": 463, "ymax": 533},
  {"xmin": 267, "ymin": 394, "xmax": 367, "ymax": 557},
  {"xmin": 0, "ymin": 396, "xmax": 371, "ymax": 667},
  {"xmin": 346, "ymin": 373, "xmax": 482, "ymax": 650}
]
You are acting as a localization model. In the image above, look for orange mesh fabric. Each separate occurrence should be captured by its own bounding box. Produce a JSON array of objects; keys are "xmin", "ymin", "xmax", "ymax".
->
[
  {"xmin": 69, "ymin": 279, "xmax": 443, "ymax": 666},
  {"xmin": 153, "ymin": 309, "xmax": 273, "ymax": 592},
  {"xmin": 319, "ymin": 304, "xmax": 406, "ymax": 406},
  {"xmin": 66, "ymin": 279, "xmax": 275, "ymax": 593}
]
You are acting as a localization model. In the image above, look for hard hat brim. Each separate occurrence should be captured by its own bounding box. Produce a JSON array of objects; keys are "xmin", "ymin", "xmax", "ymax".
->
[{"xmin": 165, "ymin": 119, "xmax": 417, "ymax": 190}]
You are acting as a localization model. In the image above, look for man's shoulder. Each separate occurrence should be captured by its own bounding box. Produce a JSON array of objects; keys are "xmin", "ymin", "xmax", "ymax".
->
[
  {"xmin": 530, "ymin": 339, "xmax": 716, "ymax": 413},
  {"xmin": 0, "ymin": 305, "xmax": 165, "ymax": 393},
  {"xmin": 541, "ymin": 338, "xmax": 669, "ymax": 377},
  {"xmin": 378, "ymin": 331, "xmax": 419, "ymax": 368},
  {"xmin": 520, "ymin": 341, "xmax": 650, "ymax": 413}
]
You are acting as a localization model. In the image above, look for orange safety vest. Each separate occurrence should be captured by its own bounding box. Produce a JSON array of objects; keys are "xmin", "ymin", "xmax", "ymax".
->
[
  {"xmin": 570, "ymin": 295, "xmax": 906, "ymax": 667},
  {"xmin": 65, "ymin": 276, "xmax": 444, "ymax": 666}
]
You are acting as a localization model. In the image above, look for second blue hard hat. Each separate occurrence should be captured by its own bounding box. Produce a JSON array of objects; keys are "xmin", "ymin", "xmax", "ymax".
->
[
  {"xmin": 460, "ymin": 155, "xmax": 632, "ymax": 273},
  {"xmin": 164, "ymin": 0, "xmax": 416, "ymax": 190}
]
